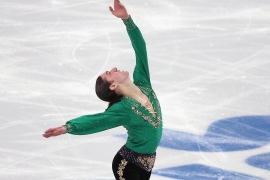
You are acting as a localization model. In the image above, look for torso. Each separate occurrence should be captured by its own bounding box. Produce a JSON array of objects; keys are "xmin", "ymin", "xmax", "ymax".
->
[
  {"xmin": 122, "ymin": 85, "xmax": 161, "ymax": 127},
  {"xmin": 121, "ymin": 85, "xmax": 162, "ymax": 154}
]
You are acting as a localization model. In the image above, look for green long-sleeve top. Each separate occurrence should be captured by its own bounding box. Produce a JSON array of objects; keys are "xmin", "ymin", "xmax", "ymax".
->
[{"xmin": 64, "ymin": 16, "xmax": 163, "ymax": 154}]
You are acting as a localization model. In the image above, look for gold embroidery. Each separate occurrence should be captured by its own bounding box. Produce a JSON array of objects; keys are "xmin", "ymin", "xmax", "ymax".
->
[
  {"xmin": 137, "ymin": 156, "xmax": 155, "ymax": 170},
  {"xmin": 63, "ymin": 124, "xmax": 73, "ymax": 133},
  {"xmin": 152, "ymin": 92, "xmax": 157, "ymax": 99},
  {"xmin": 117, "ymin": 159, "xmax": 128, "ymax": 180},
  {"xmin": 125, "ymin": 86, "xmax": 161, "ymax": 128},
  {"xmin": 142, "ymin": 115, "xmax": 150, "ymax": 121},
  {"xmin": 132, "ymin": 106, "xmax": 160, "ymax": 128},
  {"xmin": 144, "ymin": 98, "xmax": 156, "ymax": 118}
]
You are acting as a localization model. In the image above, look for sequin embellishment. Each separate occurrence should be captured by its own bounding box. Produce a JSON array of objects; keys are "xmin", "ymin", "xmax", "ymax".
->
[
  {"xmin": 137, "ymin": 156, "xmax": 155, "ymax": 171},
  {"xmin": 132, "ymin": 106, "xmax": 161, "ymax": 128},
  {"xmin": 63, "ymin": 124, "xmax": 73, "ymax": 133},
  {"xmin": 117, "ymin": 159, "xmax": 128, "ymax": 180},
  {"xmin": 122, "ymin": 16, "xmax": 137, "ymax": 30},
  {"xmin": 125, "ymin": 86, "xmax": 161, "ymax": 128}
]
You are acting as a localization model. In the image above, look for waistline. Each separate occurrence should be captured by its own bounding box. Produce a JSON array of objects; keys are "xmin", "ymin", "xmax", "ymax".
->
[{"xmin": 118, "ymin": 145, "xmax": 156, "ymax": 172}]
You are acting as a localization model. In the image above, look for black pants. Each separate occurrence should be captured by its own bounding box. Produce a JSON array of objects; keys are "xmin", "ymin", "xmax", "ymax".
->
[{"xmin": 112, "ymin": 152, "xmax": 152, "ymax": 180}]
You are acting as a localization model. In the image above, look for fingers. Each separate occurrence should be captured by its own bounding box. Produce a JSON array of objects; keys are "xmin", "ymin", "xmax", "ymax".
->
[
  {"xmin": 43, "ymin": 130, "xmax": 60, "ymax": 138},
  {"xmin": 43, "ymin": 130, "xmax": 55, "ymax": 138},
  {"xmin": 114, "ymin": 0, "xmax": 120, "ymax": 4},
  {"xmin": 109, "ymin": 6, "xmax": 114, "ymax": 12},
  {"xmin": 43, "ymin": 132, "xmax": 52, "ymax": 138},
  {"xmin": 118, "ymin": 3, "xmax": 124, "ymax": 8},
  {"xmin": 43, "ymin": 126, "xmax": 64, "ymax": 138},
  {"xmin": 44, "ymin": 128, "xmax": 54, "ymax": 133},
  {"xmin": 44, "ymin": 127, "xmax": 61, "ymax": 133},
  {"xmin": 115, "ymin": 1, "xmax": 123, "ymax": 7}
]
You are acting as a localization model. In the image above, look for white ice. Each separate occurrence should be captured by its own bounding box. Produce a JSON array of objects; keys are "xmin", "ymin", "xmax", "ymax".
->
[{"xmin": 1, "ymin": 0, "xmax": 270, "ymax": 179}]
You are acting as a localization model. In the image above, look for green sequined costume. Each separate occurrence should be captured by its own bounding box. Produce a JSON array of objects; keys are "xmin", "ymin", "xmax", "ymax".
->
[{"xmin": 64, "ymin": 16, "xmax": 163, "ymax": 154}]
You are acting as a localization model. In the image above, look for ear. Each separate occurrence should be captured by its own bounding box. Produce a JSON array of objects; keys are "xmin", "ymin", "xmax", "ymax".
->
[{"xmin": 109, "ymin": 83, "xmax": 118, "ymax": 91}]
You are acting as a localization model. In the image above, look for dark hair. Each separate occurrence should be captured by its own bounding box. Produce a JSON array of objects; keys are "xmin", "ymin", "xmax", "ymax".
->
[{"xmin": 95, "ymin": 76, "xmax": 123, "ymax": 110}]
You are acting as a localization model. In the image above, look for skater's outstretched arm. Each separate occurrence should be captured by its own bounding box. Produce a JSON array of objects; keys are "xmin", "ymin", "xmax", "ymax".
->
[
  {"xmin": 110, "ymin": 0, "xmax": 151, "ymax": 87},
  {"xmin": 43, "ymin": 102, "xmax": 130, "ymax": 137}
]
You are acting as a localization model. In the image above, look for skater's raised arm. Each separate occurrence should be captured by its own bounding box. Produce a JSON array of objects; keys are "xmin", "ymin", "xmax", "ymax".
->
[{"xmin": 109, "ymin": 0, "xmax": 151, "ymax": 87}]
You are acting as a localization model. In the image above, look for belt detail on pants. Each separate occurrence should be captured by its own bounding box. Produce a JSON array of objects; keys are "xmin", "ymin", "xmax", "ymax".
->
[{"xmin": 118, "ymin": 145, "xmax": 156, "ymax": 172}]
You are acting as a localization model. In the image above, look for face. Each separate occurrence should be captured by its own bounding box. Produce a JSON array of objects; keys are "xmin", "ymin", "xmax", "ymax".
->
[{"xmin": 100, "ymin": 67, "xmax": 129, "ymax": 88}]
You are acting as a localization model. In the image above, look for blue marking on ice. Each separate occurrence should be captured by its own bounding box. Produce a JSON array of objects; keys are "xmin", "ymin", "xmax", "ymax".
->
[
  {"xmin": 246, "ymin": 153, "xmax": 270, "ymax": 171},
  {"xmin": 153, "ymin": 164, "xmax": 264, "ymax": 180},
  {"xmin": 159, "ymin": 115, "xmax": 270, "ymax": 152},
  {"xmin": 116, "ymin": 115, "xmax": 270, "ymax": 177},
  {"xmin": 117, "ymin": 115, "xmax": 270, "ymax": 152}
]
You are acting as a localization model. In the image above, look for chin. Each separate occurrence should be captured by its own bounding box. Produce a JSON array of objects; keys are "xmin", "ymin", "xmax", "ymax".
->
[
  {"xmin": 126, "ymin": 72, "xmax": 130, "ymax": 78},
  {"xmin": 123, "ymin": 72, "xmax": 130, "ymax": 80}
]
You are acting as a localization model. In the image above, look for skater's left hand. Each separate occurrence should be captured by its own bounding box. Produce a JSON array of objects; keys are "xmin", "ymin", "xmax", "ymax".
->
[
  {"xmin": 109, "ymin": 0, "xmax": 129, "ymax": 19},
  {"xmin": 43, "ymin": 126, "xmax": 66, "ymax": 138}
]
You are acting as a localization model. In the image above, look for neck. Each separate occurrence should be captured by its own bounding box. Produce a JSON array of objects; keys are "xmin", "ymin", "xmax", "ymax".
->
[{"xmin": 115, "ymin": 80, "xmax": 144, "ymax": 100}]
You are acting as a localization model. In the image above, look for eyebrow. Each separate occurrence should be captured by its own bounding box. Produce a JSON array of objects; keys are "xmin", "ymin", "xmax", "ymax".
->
[{"xmin": 102, "ymin": 71, "xmax": 109, "ymax": 80}]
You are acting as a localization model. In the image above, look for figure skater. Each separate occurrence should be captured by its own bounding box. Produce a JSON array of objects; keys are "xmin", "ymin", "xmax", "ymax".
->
[{"xmin": 43, "ymin": 0, "xmax": 163, "ymax": 179}]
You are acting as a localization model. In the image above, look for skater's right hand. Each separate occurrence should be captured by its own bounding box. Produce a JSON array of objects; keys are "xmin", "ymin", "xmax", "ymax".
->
[
  {"xmin": 43, "ymin": 126, "xmax": 66, "ymax": 138},
  {"xmin": 109, "ymin": 0, "xmax": 129, "ymax": 19}
]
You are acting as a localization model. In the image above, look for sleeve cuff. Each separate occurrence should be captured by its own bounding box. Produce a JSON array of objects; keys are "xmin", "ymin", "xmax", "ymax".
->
[
  {"xmin": 122, "ymin": 16, "xmax": 137, "ymax": 30},
  {"xmin": 63, "ymin": 123, "xmax": 75, "ymax": 133}
]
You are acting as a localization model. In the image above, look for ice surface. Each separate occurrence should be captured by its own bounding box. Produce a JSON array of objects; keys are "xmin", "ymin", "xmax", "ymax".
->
[{"xmin": 1, "ymin": 0, "xmax": 270, "ymax": 179}]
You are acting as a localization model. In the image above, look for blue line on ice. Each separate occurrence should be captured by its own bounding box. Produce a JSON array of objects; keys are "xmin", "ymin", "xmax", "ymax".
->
[
  {"xmin": 153, "ymin": 164, "xmax": 263, "ymax": 180},
  {"xmin": 117, "ymin": 115, "xmax": 270, "ymax": 179},
  {"xmin": 160, "ymin": 115, "xmax": 270, "ymax": 152}
]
